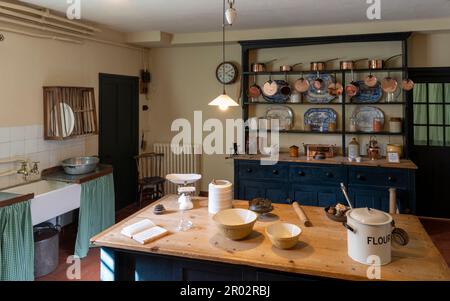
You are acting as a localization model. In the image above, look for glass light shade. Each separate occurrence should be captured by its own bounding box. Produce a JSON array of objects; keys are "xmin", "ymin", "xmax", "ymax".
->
[
  {"xmin": 208, "ymin": 93, "xmax": 239, "ymax": 110},
  {"xmin": 225, "ymin": 7, "xmax": 237, "ymax": 25}
]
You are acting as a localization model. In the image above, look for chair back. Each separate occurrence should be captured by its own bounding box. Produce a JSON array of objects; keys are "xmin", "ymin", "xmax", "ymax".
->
[{"xmin": 134, "ymin": 152, "xmax": 164, "ymax": 180}]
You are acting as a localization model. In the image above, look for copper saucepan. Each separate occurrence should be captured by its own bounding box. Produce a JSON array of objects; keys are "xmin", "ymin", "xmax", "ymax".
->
[
  {"xmin": 310, "ymin": 58, "xmax": 339, "ymax": 71},
  {"xmin": 280, "ymin": 63, "xmax": 302, "ymax": 72},
  {"xmin": 340, "ymin": 58, "xmax": 368, "ymax": 70},
  {"xmin": 368, "ymin": 54, "xmax": 402, "ymax": 70},
  {"xmin": 251, "ymin": 59, "xmax": 277, "ymax": 72}
]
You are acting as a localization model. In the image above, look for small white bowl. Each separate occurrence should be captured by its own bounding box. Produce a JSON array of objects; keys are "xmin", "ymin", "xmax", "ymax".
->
[{"xmin": 266, "ymin": 223, "xmax": 302, "ymax": 249}]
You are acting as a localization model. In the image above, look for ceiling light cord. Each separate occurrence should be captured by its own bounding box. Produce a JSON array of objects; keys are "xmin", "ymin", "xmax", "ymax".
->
[{"xmin": 222, "ymin": 0, "xmax": 226, "ymax": 95}]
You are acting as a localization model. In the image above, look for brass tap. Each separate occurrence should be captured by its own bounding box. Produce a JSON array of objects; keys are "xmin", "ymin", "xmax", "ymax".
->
[
  {"xmin": 17, "ymin": 161, "xmax": 29, "ymax": 180},
  {"xmin": 30, "ymin": 161, "xmax": 40, "ymax": 175}
]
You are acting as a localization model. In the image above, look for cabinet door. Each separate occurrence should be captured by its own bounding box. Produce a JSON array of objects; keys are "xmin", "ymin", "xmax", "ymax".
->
[
  {"xmin": 291, "ymin": 185, "xmax": 344, "ymax": 207},
  {"xmin": 348, "ymin": 187, "xmax": 389, "ymax": 212},
  {"xmin": 238, "ymin": 180, "xmax": 289, "ymax": 204}
]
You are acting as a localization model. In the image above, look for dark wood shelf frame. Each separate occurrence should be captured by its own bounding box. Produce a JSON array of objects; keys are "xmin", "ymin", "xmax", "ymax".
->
[{"xmin": 239, "ymin": 32, "xmax": 412, "ymax": 157}]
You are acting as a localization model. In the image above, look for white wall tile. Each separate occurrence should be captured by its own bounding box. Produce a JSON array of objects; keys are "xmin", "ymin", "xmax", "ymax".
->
[
  {"xmin": 25, "ymin": 139, "xmax": 38, "ymax": 154},
  {"xmin": 0, "ymin": 142, "xmax": 10, "ymax": 159},
  {"xmin": 10, "ymin": 127, "xmax": 25, "ymax": 141},
  {"xmin": 0, "ymin": 128, "xmax": 10, "ymax": 143},
  {"xmin": 10, "ymin": 141, "xmax": 25, "ymax": 157},
  {"xmin": 36, "ymin": 125, "xmax": 44, "ymax": 139},
  {"xmin": 24, "ymin": 125, "xmax": 38, "ymax": 139}
]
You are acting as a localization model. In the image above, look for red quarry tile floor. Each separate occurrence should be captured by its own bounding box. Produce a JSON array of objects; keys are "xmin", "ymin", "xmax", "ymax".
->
[{"xmin": 36, "ymin": 202, "xmax": 450, "ymax": 281}]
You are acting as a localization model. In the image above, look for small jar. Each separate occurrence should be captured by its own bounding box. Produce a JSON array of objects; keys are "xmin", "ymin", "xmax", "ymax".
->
[
  {"xmin": 373, "ymin": 117, "xmax": 383, "ymax": 132},
  {"xmin": 328, "ymin": 122, "xmax": 337, "ymax": 132},
  {"xmin": 389, "ymin": 117, "xmax": 402, "ymax": 133},
  {"xmin": 348, "ymin": 137, "xmax": 360, "ymax": 160},
  {"xmin": 349, "ymin": 117, "xmax": 357, "ymax": 132},
  {"xmin": 289, "ymin": 145, "xmax": 299, "ymax": 157}
]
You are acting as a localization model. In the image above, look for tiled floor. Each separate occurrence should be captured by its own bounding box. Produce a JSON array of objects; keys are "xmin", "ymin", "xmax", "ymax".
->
[{"xmin": 37, "ymin": 202, "xmax": 450, "ymax": 281}]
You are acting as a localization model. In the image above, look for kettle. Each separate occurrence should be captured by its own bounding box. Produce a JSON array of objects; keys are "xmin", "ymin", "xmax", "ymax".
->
[{"xmin": 367, "ymin": 136, "xmax": 380, "ymax": 160}]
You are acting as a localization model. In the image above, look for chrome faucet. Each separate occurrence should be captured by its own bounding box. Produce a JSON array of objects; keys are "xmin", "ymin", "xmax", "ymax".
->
[{"xmin": 17, "ymin": 161, "xmax": 29, "ymax": 180}]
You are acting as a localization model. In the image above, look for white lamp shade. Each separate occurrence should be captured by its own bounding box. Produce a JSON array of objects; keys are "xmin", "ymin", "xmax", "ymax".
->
[
  {"xmin": 209, "ymin": 93, "xmax": 239, "ymax": 108},
  {"xmin": 225, "ymin": 7, "xmax": 237, "ymax": 25}
]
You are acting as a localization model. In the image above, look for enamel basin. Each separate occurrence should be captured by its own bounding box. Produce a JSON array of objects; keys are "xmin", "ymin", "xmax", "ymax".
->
[{"xmin": 3, "ymin": 180, "xmax": 81, "ymax": 225}]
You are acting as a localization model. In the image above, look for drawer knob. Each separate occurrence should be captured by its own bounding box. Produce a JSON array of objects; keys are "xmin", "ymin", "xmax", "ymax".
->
[
  {"xmin": 325, "ymin": 172, "xmax": 333, "ymax": 178},
  {"xmin": 298, "ymin": 171, "xmax": 305, "ymax": 176},
  {"xmin": 246, "ymin": 168, "xmax": 252, "ymax": 173},
  {"xmin": 272, "ymin": 170, "xmax": 279, "ymax": 175},
  {"xmin": 356, "ymin": 174, "xmax": 365, "ymax": 180},
  {"xmin": 388, "ymin": 176, "xmax": 396, "ymax": 182}
]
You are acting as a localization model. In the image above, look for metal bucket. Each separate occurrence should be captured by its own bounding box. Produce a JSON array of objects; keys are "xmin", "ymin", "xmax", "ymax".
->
[{"xmin": 34, "ymin": 222, "xmax": 59, "ymax": 278}]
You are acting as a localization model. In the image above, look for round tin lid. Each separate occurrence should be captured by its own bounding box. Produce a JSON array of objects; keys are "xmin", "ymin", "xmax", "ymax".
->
[{"xmin": 347, "ymin": 208, "xmax": 392, "ymax": 226}]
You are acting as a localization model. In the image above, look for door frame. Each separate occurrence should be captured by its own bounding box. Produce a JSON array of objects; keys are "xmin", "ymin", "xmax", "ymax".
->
[{"xmin": 98, "ymin": 73, "xmax": 140, "ymax": 208}]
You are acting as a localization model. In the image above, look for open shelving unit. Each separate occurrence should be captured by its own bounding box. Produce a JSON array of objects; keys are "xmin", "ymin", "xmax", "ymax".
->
[{"xmin": 239, "ymin": 32, "xmax": 412, "ymax": 157}]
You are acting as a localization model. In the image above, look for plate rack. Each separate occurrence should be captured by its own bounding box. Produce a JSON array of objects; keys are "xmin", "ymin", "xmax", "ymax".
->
[{"xmin": 43, "ymin": 86, "xmax": 98, "ymax": 140}]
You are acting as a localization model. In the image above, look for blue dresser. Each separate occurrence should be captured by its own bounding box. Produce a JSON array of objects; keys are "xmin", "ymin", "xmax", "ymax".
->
[{"xmin": 234, "ymin": 159, "xmax": 416, "ymax": 214}]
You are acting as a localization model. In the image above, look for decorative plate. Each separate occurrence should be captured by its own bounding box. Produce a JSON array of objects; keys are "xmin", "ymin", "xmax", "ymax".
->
[
  {"xmin": 262, "ymin": 80, "xmax": 290, "ymax": 103},
  {"xmin": 352, "ymin": 80, "xmax": 382, "ymax": 103},
  {"xmin": 304, "ymin": 108, "xmax": 337, "ymax": 132},
  {"xmin": 351, "ymin": 106, "xmax": 385, "ymax": 132},
  {"xmin": 265, "ymin": 105, "xmax": 294, "ymax": 130},
  {"xmin": 305, "ymin": 73, "xmax": 336, "ymax": 103},
  {"xmin": 50, "ymin": 102, "xmax": 75, "ymax": 137}
]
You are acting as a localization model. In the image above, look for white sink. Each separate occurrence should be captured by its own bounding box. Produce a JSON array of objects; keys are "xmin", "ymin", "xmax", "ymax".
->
[{"xmin": 3, "ymin": 180, "xmax": 81, "ymax": 226}]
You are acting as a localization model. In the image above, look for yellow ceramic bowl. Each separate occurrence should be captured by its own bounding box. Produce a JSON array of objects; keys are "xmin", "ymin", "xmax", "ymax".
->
[
  {"xmin": 213, "ymin": 208, "xmax": 258, "ymax": 240},
  {"xmin": 266, "ymin": 223, "xmax": 302, "ymax": 249}
]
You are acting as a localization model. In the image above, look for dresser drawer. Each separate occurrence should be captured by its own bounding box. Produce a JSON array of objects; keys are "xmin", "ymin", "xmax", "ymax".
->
[
  {"xmin": 349, "ymin": 167, "xmax": 408, "ymax": 188},
  {"xmin": 290, "ymin": 165, "xmax": 344, "ymax": 184},
  {"xmin": 238, "ymin": 163, "xmax": 288, "ymax": 181}
]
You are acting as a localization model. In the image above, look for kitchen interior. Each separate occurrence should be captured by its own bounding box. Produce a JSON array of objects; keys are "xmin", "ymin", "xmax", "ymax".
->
[{"xmin": 0, "ymin": 0, "xmax": 450, "ymax": 283}]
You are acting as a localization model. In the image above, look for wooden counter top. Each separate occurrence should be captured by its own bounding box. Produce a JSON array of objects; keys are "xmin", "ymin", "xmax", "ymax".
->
[
  {"xmin": 229, "ymin": 154, "xmax": 418, "ymax": 170},
  {"xmin": 41, "ymin": 164, "xmax": 113, "ymax": 184},
  {"xmin": 91, "ymin": 195, "xmax": 449, "ymax": 281},
  {"xmin": 0, "ymin": 192, "xmax": 34, "ymax": 208}
]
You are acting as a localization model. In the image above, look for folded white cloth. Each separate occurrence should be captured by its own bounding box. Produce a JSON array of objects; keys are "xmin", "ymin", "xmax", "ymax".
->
[
  {"xmin": 133, "ymin": 226, "xmax": 169, "ymax": 245},
  {"xmin": 121, "ymin": 219, "xmax": 155, "ymax": 238}
]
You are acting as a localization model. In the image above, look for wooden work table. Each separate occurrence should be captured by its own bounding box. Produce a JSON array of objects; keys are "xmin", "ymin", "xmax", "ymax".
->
[{"xmin": 91, "ymin": 195, "xmax": 450, "ymax": 281}]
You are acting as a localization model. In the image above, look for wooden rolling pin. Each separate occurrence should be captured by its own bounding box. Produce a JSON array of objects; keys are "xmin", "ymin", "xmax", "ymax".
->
[{"xmin": 292, "ymin": 202, "xmax": 312, "ymax": 227}]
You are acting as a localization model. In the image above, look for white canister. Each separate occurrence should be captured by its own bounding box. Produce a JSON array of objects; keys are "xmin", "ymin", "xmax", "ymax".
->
[
  {"xmin": 208, "ymin": 180, "xmax": 233, "ymax": 214},
  {"xmin": 343, "ymin": 208, "xmax": 394, "ymax": 265}
]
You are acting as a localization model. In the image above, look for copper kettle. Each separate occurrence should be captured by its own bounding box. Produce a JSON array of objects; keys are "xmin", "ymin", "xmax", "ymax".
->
[{"xmin": 367, "ymin": 136, "xmax": 380, "ymax": 160}]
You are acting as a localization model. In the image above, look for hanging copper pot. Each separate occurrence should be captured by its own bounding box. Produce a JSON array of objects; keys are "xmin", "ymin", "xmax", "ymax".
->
[{"xmin": 402, "ymin": 78, "xmax": 415, "ymax": 91}]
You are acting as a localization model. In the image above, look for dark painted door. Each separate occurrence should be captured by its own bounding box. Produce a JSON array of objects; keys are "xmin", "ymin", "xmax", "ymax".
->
[
  {"xmin": 99, "ymin": 73, "xmax": 139, "ymax": 210},
  {"xmin": 408, "ymin": 68, "xmax": 450, "ymax": 218}
]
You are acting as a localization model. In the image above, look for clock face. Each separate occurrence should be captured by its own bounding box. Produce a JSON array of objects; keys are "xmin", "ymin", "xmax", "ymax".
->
[{"xmin": 216, "ymin": 62, "xmax": 238, "ymax": 85}]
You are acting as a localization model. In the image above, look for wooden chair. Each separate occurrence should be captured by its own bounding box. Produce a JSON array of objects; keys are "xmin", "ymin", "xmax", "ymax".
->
[{"xmin": 134, "ymin": 153, "xmax": 165, "ymax": 208}]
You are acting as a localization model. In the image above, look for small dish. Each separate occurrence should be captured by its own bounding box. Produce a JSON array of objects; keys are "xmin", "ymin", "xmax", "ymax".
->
[
  {"xmin": 324, "ymin": 204, "xmax": 350, "ymax": 222},
  {"xmin": 266, "ymin": 223, "xmax": 302, "ymax": 249}
]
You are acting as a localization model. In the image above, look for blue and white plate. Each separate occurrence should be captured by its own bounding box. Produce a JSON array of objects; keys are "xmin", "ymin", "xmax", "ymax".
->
[
  {"xmin": 304, "ymin": 108, "xmax": 337, "ymax": 132},
  {"xmin": 352, "ymin": 80, "xmax": 382, "ymax": 103},
  {"xmin": 351, "ymin": 106, "xmax": 385, "ymax": 132},
  {"xmin": 262, "ymin": 80, "xmax": 290, "ymax": 103},
  {"xmin": 305, "ymin": 73, "xmax": 336, "ymax": 103}
]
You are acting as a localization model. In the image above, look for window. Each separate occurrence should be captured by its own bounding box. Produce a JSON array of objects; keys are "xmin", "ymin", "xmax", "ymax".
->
[{"xmin": 412, "ymin": 83, "xmax": 450, "ymax": 146}]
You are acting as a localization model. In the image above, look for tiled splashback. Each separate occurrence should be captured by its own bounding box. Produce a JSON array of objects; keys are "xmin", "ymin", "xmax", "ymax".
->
[{"xmin": 0, "ymin": 125, "xmax": 86, "ymax": 189}]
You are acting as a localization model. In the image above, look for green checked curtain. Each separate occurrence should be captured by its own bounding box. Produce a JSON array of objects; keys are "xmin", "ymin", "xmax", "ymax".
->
[
  {"xmin": 413, "ymin": 83, "xmax": 450, "ymax": 146},
  {"xmin": 0, "ymin": 201, "xmax": 34, "ymax": 281},
  {"xmin": 75, "ymin": 174, "xmax": 115, "ymax": 258}
]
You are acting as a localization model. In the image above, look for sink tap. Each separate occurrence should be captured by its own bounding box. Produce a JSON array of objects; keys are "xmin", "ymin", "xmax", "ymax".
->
[
  {"xmin": 17, "ymin": 161, "xmax": 29, "ymax": 180},
  {"xmin": 30, "ymin": 161, "xmax": 40, "ymax": 175}
]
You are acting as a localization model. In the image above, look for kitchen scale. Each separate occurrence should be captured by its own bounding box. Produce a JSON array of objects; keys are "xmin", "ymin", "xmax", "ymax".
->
[{"xmin": 166, "ymin": 174, "xmax": 202, "ymax": 231}]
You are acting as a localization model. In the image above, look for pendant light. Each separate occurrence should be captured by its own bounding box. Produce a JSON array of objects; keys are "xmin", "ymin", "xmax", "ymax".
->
[{"xmin": 208, "ymin": 0, "xmax": 239, "ymax": 111}]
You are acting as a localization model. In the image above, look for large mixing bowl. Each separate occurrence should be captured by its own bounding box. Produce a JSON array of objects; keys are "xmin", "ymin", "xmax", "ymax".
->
[
  {"xmin": 62, "ymin": 156, "xmax": 99, "ymax": 175},
  {"xmin": 213, "ymin": 208, "xmax": 258, "ymax": 240}
]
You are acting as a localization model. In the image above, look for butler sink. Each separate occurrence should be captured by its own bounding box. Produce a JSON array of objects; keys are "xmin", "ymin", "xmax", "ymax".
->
[{"xmin": 3, "ymin": 180, "xmax": 81, "ymax": 225}]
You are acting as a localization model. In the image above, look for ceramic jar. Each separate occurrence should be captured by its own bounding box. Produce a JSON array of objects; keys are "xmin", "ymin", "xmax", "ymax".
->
[{"xmin": 389, "ymin": 117, "xmax": 402, "ymax": 133}]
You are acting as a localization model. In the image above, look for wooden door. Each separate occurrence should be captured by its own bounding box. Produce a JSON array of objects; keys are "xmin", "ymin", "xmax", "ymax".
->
[
  {"xmin": 99, "ymin": 73, "xmax": 139, "ymax": 210},
  {"xmin": 408, "ymin": 68, "xmax": 450, "ymax": 218}
]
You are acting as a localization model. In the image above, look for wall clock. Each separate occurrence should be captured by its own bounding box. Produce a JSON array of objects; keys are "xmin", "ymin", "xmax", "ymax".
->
[{"xmin": 216, "ymin": 61, "xmax": 238, "ymax": 85}]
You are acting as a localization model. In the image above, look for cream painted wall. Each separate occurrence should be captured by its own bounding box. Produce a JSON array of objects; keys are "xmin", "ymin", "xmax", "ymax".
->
[
  {"xmin": 0, "ymin": 26, "xmax": 148, "ymax": 156},
  {"xmin": 147, "ymin": 32, "xmax": 450, "ymax": 191}
]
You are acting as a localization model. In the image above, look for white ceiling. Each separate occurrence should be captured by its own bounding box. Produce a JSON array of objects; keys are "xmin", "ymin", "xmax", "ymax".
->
[{"xmin": 20, "ymin": 0, "xmax": 450, "ymax": 33}]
